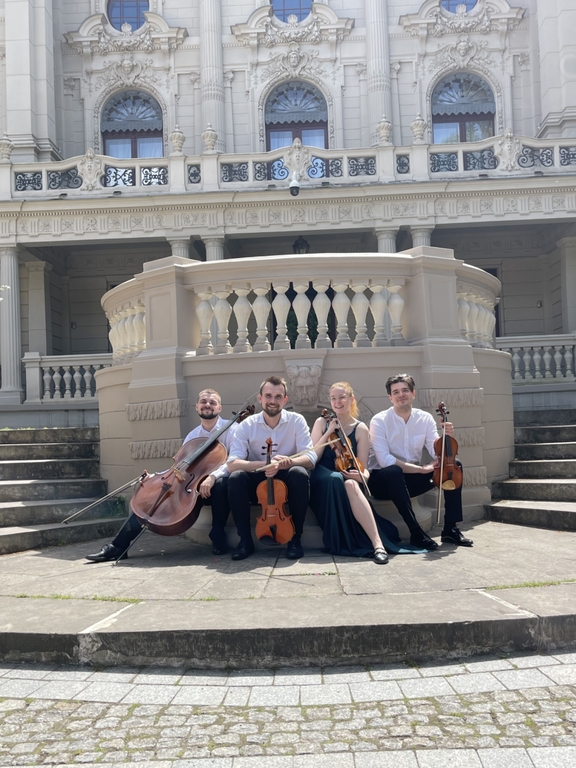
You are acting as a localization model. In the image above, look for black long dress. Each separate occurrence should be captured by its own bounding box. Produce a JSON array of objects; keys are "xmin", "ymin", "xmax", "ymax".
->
[{"xmin": 309, "ymin": 425, "xmax": 426, "ymax": 557}]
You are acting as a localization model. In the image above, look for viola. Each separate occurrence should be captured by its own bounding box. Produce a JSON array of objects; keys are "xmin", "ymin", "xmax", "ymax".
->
[
  {"xmin": 129, "ymin": 403, "xmax": 255, "ymax": 536},
  {"xmin": 432, "ymin": 402, "xmax": 463, "ymax": 492},
  {"xmin": 255, "ymin": 437, "xmax": 295, "ymax": 545}
]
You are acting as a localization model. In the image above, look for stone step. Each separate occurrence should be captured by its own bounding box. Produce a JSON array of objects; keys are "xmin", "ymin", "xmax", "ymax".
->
[
  {"xmin": 485, "ymin": 499, "xmax": 576, "ymax": 531},
  {"xmin": 515, "ymin": 425, "xmax": 576, "ymax": 444},
  {"xmin": 514, "ymin": 408, "xmax": 576, "ymax": 427},
  {"xmin": 0, "ymin": 427, "xmax": 99, "ymax": 444},
  {"xmin": 515, "ymin": 442, "xmax": 576, "ymax": 460},
  {"xmin": 492, "ymin": 477, "xmax": 576, "ymax": 502},
  {"xmin": 0, "ymin": 478, "xmax": 108, "ymax": 502},
  {"xmin": 0, "ymin": 517, "xmax": 127, "ymax": 556},
  {"xmin": 509, "ymin": 459, "xmax": 576, "ymax": 479},
  {"xmin": 0, "ymin": 442, "xmax": 98, "ymax": 461},
  {"xmin": 0, "ymin": 498, "xmax": 126, "ymax": 528},
  {"xmin": 0, "ymin": 458, "xmax": 100, "ymax": 482}
]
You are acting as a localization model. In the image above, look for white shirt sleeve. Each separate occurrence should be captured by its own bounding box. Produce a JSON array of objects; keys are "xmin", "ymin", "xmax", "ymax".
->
[
  {"xmin": 292, "ymin": 413, "xmax": 317, "ymax": 467},
  {"xmin": 210, "ymin": 422, "xmax": 236, "ymax": 479},
  {"xmin": 369, "ymin": 412, "xmax": 397, "ymax": 468},
  {"xmin": 424, "ymin": 413, "xmax": 440, "ymax": 458},
  {"xmin": 227, "ymin": 419, "xmax": 249, "ymax": 465}
]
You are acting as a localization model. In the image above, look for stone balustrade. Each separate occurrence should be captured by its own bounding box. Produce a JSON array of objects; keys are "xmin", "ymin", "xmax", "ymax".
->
[
  {"xmin": 100, "ymin": 251, "xmax": 500, "ymax": 363},
  {"xmin": 4, "ymin": 131, "xmax": 576, "ymax": 201},
  {"xmin": 495, "ymin": 334, "xmax": 576, "ymax": 382},
  {"xmin": 23, "ymin": 353, "xmax": 112, "ymax": 403}
]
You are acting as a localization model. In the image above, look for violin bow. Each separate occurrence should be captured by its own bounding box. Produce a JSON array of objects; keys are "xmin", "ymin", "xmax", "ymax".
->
[
  {"xmin": 435, "ymin": 403, "xmax": 448, "ymax": 526},
  {"xmin": 250, "ymin": 438, "xmax": 340, "ymax": 472}
]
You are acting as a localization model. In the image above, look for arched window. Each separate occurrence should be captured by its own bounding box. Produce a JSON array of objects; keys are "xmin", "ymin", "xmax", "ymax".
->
[
  {"xmin": 101, "ymin": 91, "xmax": 163, "ymax": 158},
  {"xmin": 107, "ymin": 0, "xmax": 149, "ymax": 32},
  {"xmin": 271, "ymin": 1, "xmax": 312, "ymax": 23},
  {"xmin": 431, "ymin": 73, "xmax": 495, "ymax": 144},
  {"xmin": 441, "ymin": 0, "xmax": 477, "ymax": 11},
  {"xmin": 265, "ymin": 81, "xmax": 328, "ymax": 151}
]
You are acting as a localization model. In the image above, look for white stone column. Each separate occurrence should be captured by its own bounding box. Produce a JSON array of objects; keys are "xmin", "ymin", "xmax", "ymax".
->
[
  {"xmin": 375, "ymin": 229, "xmax": 397, "ymax": 253},
  {"xmin": 365, "ymin": 0, "xmax": 392, "ymax": 147},
  {"xmin": 411, "ymin": 227, "xmax": 434, "ymax": 248},
  {"xmin": 26, "ymin": 261, "xmax": 52, "ymax": 355},
  {"xmin": 557, "ymin": 237, "xmax": 576, "ymax": 331},
  {"xmin": 168, "ymin": 239, "xmax": 191, "ymax": 260},
  {"xmin": 224, "ymin": 71, "xmax": 235, "ymax": 153},
  {"xmin": 204, "ymin": 238, "xmax": 225, "ymax": 261},
  {"xmin": 200, "ymin": 0, "xmax": 225, "ymax": 153},
  {"xmin": 0, "ymin": 246, "xmax": 24, "ymax": 403},
  {"xmin": 537, "ymin": 0, "xmax": 576, "ymax": 137}
]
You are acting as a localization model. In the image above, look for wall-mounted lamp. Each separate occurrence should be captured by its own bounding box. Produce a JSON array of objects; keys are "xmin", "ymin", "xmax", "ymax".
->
[{"xmin": 292, "ymin": 236, "xmax": 310, "ymax": 254}]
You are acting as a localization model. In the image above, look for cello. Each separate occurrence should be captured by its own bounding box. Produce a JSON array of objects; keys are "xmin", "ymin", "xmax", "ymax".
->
[
  {"xmin": 255, "ymin": 437, "xmax": 295, "ymax": 545},
  {"xmin": 129, "ymin": 402, "xmax": 254, "ymax": 536},
  {"xmin": 433, "ymin": 402, "xmax": 463, "ymax": 524}
]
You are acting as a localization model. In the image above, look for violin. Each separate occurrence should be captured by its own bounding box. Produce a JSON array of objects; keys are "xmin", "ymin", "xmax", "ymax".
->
[
  {"xmin": 255, "ymin": 437, "xmax": 295, "ymax": 545},
  {"xmin": 129, "ymin": 402, "xmax": 255, "ymax": 536},
  {"xmin": 433, "ymin": 402, "xmax": 463, "ymax": 523},
  {"xmin": 321, "ymin": 409, "xmax": 370, "ymax": 494}
]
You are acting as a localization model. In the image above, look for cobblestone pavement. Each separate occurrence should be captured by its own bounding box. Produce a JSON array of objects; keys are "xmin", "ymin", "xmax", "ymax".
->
[{"xmin": 2, "ymin": 651, "xmax": 576, "ymax": 767}]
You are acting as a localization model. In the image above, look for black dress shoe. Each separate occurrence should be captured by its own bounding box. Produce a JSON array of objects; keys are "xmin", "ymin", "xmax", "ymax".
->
[
  {"xmin": 441, "ymin": 527, "xmax": 473, "ymax": 547},
  {"xmin": 286, "ymin": 538, "xmax": 304, "ymax": 560},
  {"xmin": 231, "ymin": 542, "xmax": 254, "ymax": 561},
  {"xmin": 410, "ymin": 531, "xmax": 439, "ymax": 551},
  {"xmin": 373, "ymin": 547, "xmax": 389, "ymax": 565},
  {"xmin": 85, "ymin": 543, "xmax": 126, "ymax": 562},
  {"xmin": 211, "ymin": 544, "xmax": 228, "ymax": 556}
]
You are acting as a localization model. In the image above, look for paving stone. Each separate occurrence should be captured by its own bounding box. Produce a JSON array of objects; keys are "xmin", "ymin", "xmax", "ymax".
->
[
  {"xmin": 415, "ymin": 749, "xmax": 483, "ymax": 767},
  {"xmin": 528, "ymin": 746, "xmax": 576, "ymax": 766},
  {"xmin": 274, "ymin": 669, "xmax": 323, "ymax": 686},
  {"xmin": 0, "ymin": 679, "xmax": 44, "ymax": 697},
  {"xmin": 300, "ymin": 684, "xmax": 351, "ymax": 706},
  {"xmin": 120, "ymin": 685, "xmax": 178, "ymax": 705},
  {"xmin": 322, "ymin": 667, "xmax": 371, "ymax": 684},
  {"xmin": 508, "ymin": 655, "xmax": 561, "ymax": 669},
  {"xmin": 170, "ymin": 686, "xmax": 226, "ymax": 706},
  {"xmin": 398, "ymin": 677, "xmax": 455, "ymax": 699},
  {"xmin": 29, "ymin": 681, "xmax": 90, "ymax": 700},
  {"xmin": 72, "ymin": 682, "xmax": 135, "ymax": 703},
  {"xmin": 294, "ymin": 755, "xmax": 354, "ymax": 767},
  {"xmin": 416, "ymin": 662, "xmax": 467, "ymax": 678},
  {"xmin": 463, "ymin": 658, "xmax": 515, "ymax": 673},
  {"xmin": 539, "ymin": 665, "xmax": 576, "ymax": 686},
  {"xmin": 223, "ymin": 687, "xmax": 251, "ymax": 706},
  {"xmin": 248, "ymin": 686, "xmax": 300, "ymax": 707},
  {"xmin": 494, "ymin": 669, "xmax": 557, "ymax": 691},
  {"xmin": 368, "ymin": 665, "xmax": 421, "ymax": 681},
  {"xmin": 447, "ymin": 673, "xmax": 506, "ymax": 695},
  {"xmin": 228, "ymin": 670, "xmax": 275, "ymax": 687},
  {"xmin": 180, "ymin": 671, "xmax": 229, "ymax": 686},
  {"xmin": 355, "ymin": 754, "xmax": 418, "ymax": 767},
  {"xmin": 349, "ymin": 682, "xmax": 403, "ymax": 703}
]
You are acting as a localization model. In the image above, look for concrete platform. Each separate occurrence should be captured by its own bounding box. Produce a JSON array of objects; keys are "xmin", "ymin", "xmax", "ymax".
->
[{"xmin": 1, "ymin": 519, "xmax": 575, "ymax": 669}]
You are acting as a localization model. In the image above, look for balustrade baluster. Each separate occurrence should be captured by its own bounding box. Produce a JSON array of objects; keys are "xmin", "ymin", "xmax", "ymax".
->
[
  {"xmin": 369, "ymin": 283, "xmax": 388, "ymax": 347},
  {"xmin": 271, "ymin": 283, "xmax": 290, "ymax": 350},
  {"xmin": 195, "ymin": 290, "xmax": 215, "ymax": 355},
  {"xmin": 53, "ymin": 367, "xmax": 63, "ymax": 399},
  {"xmin": 125, "ymin": 306, "xmax": 138, "ymax": 360},
  {"xmin": 72, "ymin": 365, "xmax": 83, "ymax": 397},
  {"xmin": 543, "ymin": 347, "xmax": 553, "ymax": 378},
  {"xmin": 42, "ymin": 367, "xmax": 52, "ymax": 400},
  {"xmin": 293, "ymin": 283, "xmax": 311, "ymax": 349},
  {"xmin": 312, "ymin": 282, "xmax": 331, "ymax": 349},
  {"xmin": 84, "ymin": 367, "xmax": 94, "ymax": 399},
  {"xmin": 134, "ymin": 301, "xmax": 146, "ymax": 352},
  {"xmin": 565, "ymin": 345, "xmax": 574, "ymax": 378},
  {"xmin": 457, "ymin": 294, "xmax": 470, "ymax": 341},
  {"xmin": 251, "ymin": 283, "xmax": 272, "ymax": 352},
  {"xmin": 387, "ymin": 282, "xmax": 405, "ymax": 344},
  {"xmin": 533, "ymin": 347, "xmax": 543, "ymax": 378},
  {"xmin": 213, "ymin": 287, "xmax": 233, "ymax": 354},
  {"xmin": 351, "ymin": 282, "xmax": 370, "ymax": 347},
  {"xmin": 232, "ymin": 286, "xmax": 253, "ymax": 353},
  {"xmin": 63, "ymin": 366, "xmax": 73, "ymax": 398},
  {"xmin": 523, "ymin": 348, "xmax": 533, "ymax": 380},
  {"xmin": 511, "ymin": 348, "xmax": 522, "ymax": 379},
  {"xmin": 332, "ymin": 282, "xmax": 352, "ymax": 348},
  {"xmin": 554, "ymin": 346, "xmax": 563, "ymax": 378},
  {"xmin": 117, "ymin": 309, "xmax": 130, "ymax": 363},
  {"xmin": 466, "ymin": 297, "xmax": 479, "ymax": 345}
]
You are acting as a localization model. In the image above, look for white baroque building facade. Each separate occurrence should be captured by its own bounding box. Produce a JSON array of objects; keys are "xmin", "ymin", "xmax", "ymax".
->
[{"xmin": 0, "ymin": 0, "xmax": 575, "ymax": 518}]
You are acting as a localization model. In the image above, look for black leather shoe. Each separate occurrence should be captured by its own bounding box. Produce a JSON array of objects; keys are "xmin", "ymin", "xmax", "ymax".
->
[
  {"xmin": 410, "ymin": 531, "xmax": 439, "ymax": 551},
  {"xmin": 286, "ymin": 538, "xmax": 304, "ymax": 560},
  {"xmin": 373, "ymin": 547, "xmax": 389, "ymax": 565},
  {"xmin": 85, "ymin": 543, "xmax": 126, "ymax": 562},
  {"xmin": 441, "ymin": 527, "xmax": 473, "ymax": 547},
  {"xmin": 211, "ymin": 543, "xmax": 228, "ymax": 556},
  {"xmin": 231, "ymin": 542, "xmax": 254, "ymax": 561}
]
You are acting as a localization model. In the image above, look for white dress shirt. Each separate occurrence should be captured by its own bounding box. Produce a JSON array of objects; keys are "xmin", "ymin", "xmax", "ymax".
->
[
  {"xmin": 227, "ymin": 409, "xmax": 317, "ymax": 467},
  {"xmin": 182, "ymin": 416, "xmax": 237, "ymax": 480},
  {"xmin": 369, "ymin": 407, "xmax": 439, "ymax": 470}
]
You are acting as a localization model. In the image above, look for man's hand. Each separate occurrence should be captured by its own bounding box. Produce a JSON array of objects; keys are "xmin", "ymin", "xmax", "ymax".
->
[
  {"xmin": 199, "ymin": 474, "xmax": 215, "ymax": 498},
  {"xmin": 269, "ymin": 454, "xmax": 292, "ymax": 472},
  {"xmin": 420, "ymin": 462, "xmax": 437, "ymax": 473},
  {"xmin": 439, "ymin": 421, "xmax": 455, "ymax": 437}
]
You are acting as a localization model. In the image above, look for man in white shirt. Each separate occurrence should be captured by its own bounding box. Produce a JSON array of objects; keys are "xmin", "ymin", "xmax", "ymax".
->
[
  {"xmin": 227, "ymin": 375, "xmax": 317, "ymax": 561},
  {"xmin": 368, "ymin": 373, "xmax": 473, "ymax": 551},
  {"xmin": 86, "ymin": 389, "xmax": 234, "ymax": 562}
]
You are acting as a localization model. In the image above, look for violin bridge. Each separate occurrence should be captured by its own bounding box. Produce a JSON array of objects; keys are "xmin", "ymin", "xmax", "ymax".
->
[{"xmin": 173, "ymin": 469, "xmax": 186, "ymax": 482}]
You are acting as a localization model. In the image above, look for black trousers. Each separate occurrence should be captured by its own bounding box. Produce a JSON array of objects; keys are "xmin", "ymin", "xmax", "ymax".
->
[
  {"xmin": 368, "ymin": 462, "xmax": 463, "ymax": 534},
  {"xmin": 112, "ymin": 476, "xmax": 231, "ymax": 552},
  {"xmin": 227, "ymin": 467, "xmax": 309, "ymax": 543}
]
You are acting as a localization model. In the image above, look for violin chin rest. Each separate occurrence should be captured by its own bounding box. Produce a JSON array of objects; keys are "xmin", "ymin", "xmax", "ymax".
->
[{"xmin": 441, "ymin": 480, "xmax": 456, "ymax": 490}]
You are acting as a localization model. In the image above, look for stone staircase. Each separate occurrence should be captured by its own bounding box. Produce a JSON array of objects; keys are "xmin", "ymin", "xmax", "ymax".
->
[
  {"xmin": 0, "ymin": 427, "xmax": 127, "ymax": 555},
  {"xmin": 486, "ymin": 409, "xmax": 576, "ymax": 531}
]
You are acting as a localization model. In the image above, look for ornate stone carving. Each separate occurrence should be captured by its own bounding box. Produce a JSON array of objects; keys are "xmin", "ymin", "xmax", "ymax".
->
[
  {"xmin": 400, "ymin": 0, "xmax": 524, "ymax": 40},
  {"xmin": 429, "ymin": 35, "xmax": 494, "ymax": 73},
  {"xmin": 261, "ymin": 44, "xmax": 327, "ymax": 83},
  {"xmin": 285, "ymin": 362, "xmax": 323, "ymax": 407},
  {"xmin": 494, "ymin": 128, "xmax": 522, "ymax": 172},
  {"xmin": 78, "ymin": 149, "xmax": 105, "ymax": 191},
  {"xmin": 126, "ymin": 398, "xmax": 189, "ymax": 421},
  {"xmin": 94, "ymin": 56, "xmax": 160, "ymax": 91},
  {"xmin": 418, "ymin": 389, "xmax": 484, "ymax": 408},
  {"xmin": 130, "ymin": 439, "xmax": 182, "ymax": 459},
  {"xmin": 410, "ymin": 114, "xmax": 427, "ymax": 144},
  {"xmin": 376, "ymin": 115, "xmax": 392, "ymax": 146},
  {"xmin": 202, "ymin": 124, "xmax": 218, "ymax": 153},
  {"xmin": 463, "ymin": 466, "xmax": 488, "ymax": 487},
  {"xmin": 169, "ymin": 125, "xmax": 185, "ymax": 156},
  {"xmin": 0, "ymin": 135, "xmax": 13, "ymax": 162},
  {"xmin": 232, "ymin": 4, "xmax": 354, "ymax": 48},
  {"xmin": 454, "ymin": 427, "xmax": 485, "ymax": 447},
  {"xmin": 65, "ymin": 13, "xmax": 187, "ymax": 56},
  {"xmin": 283, "ymin": 139, "xmax": 311, "ymax": 186},
  {"xmin": 262, "ymin": 12, "xmax": 322, "ymax": 47}
]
